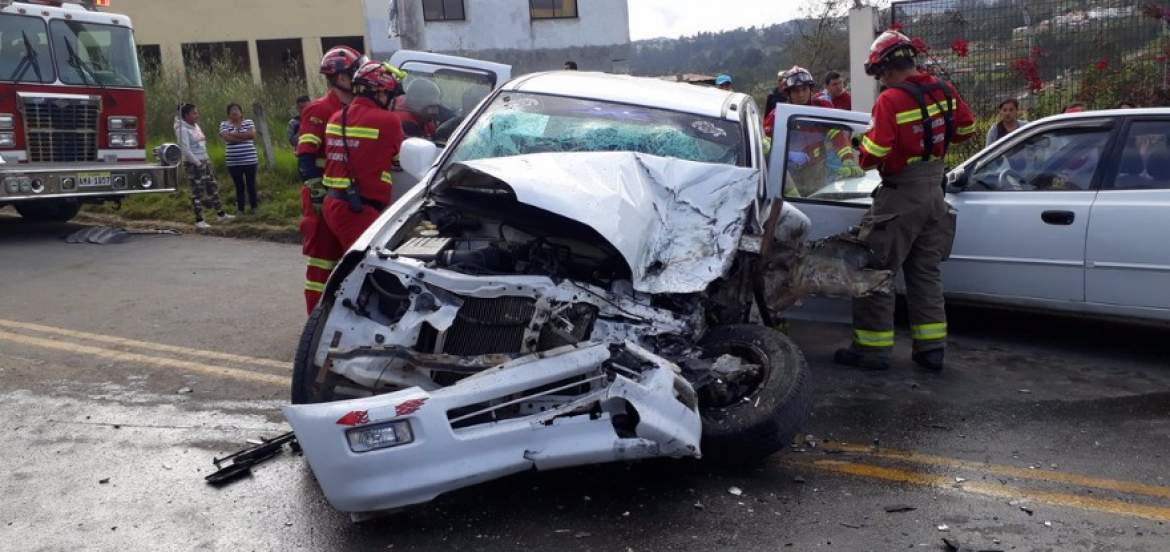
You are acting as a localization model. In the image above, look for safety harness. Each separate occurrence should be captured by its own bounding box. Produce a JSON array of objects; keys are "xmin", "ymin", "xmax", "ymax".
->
[{"xmin": 888, "ymin": 80, "xmax": 956, "ymax": 162}]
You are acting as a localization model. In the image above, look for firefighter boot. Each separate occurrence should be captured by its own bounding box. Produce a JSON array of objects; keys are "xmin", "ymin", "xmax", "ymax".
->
[
  {"xmin": 834, "ymin": 347, "xmax": 891, "ymax": 371},
  {"xmin": 912, "ymin": 349, "xmax": 945, "ymax": 372}
]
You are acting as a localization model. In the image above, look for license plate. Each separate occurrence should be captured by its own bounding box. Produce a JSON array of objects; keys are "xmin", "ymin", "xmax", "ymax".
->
[{"xmin": 78, "ymin": 172, "xmax": 112, "ymax": 188}]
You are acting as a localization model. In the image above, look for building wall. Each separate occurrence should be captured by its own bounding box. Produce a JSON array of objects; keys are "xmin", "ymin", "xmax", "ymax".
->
[
  {"xmin": 112, "ymin": 0, "xmax": 368, "ymax": 89},
  {"xmin": 366, "ymin": 0, "xmax": 630, "ymax": 73}
]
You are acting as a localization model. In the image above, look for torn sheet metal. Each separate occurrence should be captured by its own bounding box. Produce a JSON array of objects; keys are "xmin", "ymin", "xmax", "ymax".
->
[
  {"xmin": 284, "ymin": 342, "xmax": 701, "ymax": 514},
  {"xmin": 449, "ymin": 152, "xmax": 760, "ymax": 294},
  {"xmin": 764, "ymin": 234, "xmax": 895, "ymax": 312}
]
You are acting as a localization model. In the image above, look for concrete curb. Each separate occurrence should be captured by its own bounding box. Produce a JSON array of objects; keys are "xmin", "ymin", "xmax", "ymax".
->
[{"xmin": 73, "ymin": 213, "xmax": 301, "ymax": 244}]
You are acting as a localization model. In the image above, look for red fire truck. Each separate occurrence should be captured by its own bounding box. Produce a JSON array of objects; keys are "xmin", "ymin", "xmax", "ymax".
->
[{"xmin": 0, "ymin": 0, "xmax": 179, "ymax": 222}]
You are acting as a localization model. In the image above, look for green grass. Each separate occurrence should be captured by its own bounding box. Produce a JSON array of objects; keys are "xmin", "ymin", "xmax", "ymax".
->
[{"xmin": 86, "ymin": 61, "xmax": 308, "ymax": 228}]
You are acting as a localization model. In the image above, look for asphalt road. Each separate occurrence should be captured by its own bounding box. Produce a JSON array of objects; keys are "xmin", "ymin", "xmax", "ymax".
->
[{"xmin": 1, "ymin": 214, "xmax": 1169, "ymax": 551}]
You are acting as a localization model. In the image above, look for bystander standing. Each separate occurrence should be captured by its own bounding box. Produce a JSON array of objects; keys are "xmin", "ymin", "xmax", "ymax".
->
[
  {"xmin": 219, "ymin": 103, "xmax": 260, "ymax": 215},
  {"xmin": 175, "ymin": 103, "xmax": 231, "ymax": 229},
  {"xmin": 986, "ymin": 98, "xmax": 1027, "ymax": 146},
  {"xmin": 287, "ymin": 95, "xmax": 311, "ymax": 148}
]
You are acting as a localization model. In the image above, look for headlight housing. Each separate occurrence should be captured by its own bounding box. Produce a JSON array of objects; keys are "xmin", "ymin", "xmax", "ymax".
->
[
  {"xmin": 0, "ymin": 133, "xmax": 14, "ymax": 148},
  {"xmin": 108, "ymin": 116, "xmax": 138, "ymax": 131},
  {"xmin": 108, "ymin": 132, "xmax": 138, "ymax": 148}
]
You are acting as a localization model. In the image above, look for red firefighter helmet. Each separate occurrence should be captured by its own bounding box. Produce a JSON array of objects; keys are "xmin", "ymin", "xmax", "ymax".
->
[
  {"xmin": 864, "ymin": 30, "xmax": 918, "ymax": 76},
  {"xmin": 780, "ymin": 66, "xmax": 816, "ymax": 92},
  {"xmin": 352, "ymin": 61, "xmax": 405, "ymax": 99},
  {"xmin": 319, "ymin": 46, "xmax": 367, "ymax": 77}
]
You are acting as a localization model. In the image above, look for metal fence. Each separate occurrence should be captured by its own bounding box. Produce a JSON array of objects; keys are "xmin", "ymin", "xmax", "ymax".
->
[{"xmin": 891, "ymin": 0, "xmax": 1169, "ymax": 159}]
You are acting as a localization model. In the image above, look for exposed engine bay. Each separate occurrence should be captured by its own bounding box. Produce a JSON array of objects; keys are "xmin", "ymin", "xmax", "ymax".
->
[{"xmin": 285, "ymin": 152, "xmax": 893, "ymax": 516}]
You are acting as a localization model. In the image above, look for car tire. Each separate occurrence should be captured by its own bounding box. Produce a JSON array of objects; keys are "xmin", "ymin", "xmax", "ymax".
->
[
  {"xmin": 15, "ymin": 200, "xmax": 81, "ymax": 222},
  {"xmin": 291, "ymin": 301, "xmax": 331, "ymax": 405},
  {"xmin": 697, "ymin": 324, "xmax": 811, "ymax": 465}
]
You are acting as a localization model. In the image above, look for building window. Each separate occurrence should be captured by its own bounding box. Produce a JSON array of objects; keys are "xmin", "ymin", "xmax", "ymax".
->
[
  {"xmin": 530, "ymin": 0, "xmax": 577, "ymax": 19},
  {"xmin": 181, "ymin": 41, "xmax": 250, "ymax": 73},
  {"xmin": 137, "ymin": 44, "xmax": 161, "ymax": 74},
  {"xmin": 257, "ymin": 38, "xmax": 306, "ymax": 84},
  {"xmin": 321, "ymin": 36, "xmax": 366, "ymax": 54},
  {"xmin": 422, "ymin": 0, "xmax": 465, "ymax": 22}
]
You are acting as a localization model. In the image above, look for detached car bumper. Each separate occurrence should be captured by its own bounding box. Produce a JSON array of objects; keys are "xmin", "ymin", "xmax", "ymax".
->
[{"xmin": 283, "ymin": 342, "xmax": 702, "ymax": 514}]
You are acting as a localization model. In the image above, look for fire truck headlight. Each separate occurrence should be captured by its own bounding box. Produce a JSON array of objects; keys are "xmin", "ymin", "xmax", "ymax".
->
[
  {"xmin": 0, "ymin": 133, "xmax": 14, "ymax": 148},
  {"xmin": 108, "ymin": 132, "xmax": 138, "ymax": 149},
  {"xmin": 0, "ymin": 114, "xmax": 13, "ymax": 130},
  {"xmin": 154, "ymin": 143, "xmax": 182, "ymax": 166},
  {"xmin": 108, "ymin": 116, "xmax": 138, "ymax": 131}
]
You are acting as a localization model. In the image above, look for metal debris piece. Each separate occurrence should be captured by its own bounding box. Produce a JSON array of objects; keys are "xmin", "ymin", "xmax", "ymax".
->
[
  {"xmin": 728, "ymin": 486, "xmax": 743, "ymax": 496},
  {"xmin": 177, "ymin": 387, "xmax": 193, "ymax": 394},
  {"xmin": 65, "ymin": 226, "xmax": 179, "ymax": 245},
  {"xmin": 840, "ymin": 522, "xmax": 861, "ymax": 529},
  {"xmin": 1020, "ymin": 506, "xmax": 1034, "ymax": 516},
  {"xmin": 205, "ymin": 432, "xmax": 298, "ymax": 487},
  {"xmin": 1017, "ymin": 389, "xmax": 1032, "ymax": 394},
  {"xmin": 884, "ymin": 504, "xmax": 917, "ymax": 513},
  {"xmin": 1043, "ymin": 521, "xmax": 1052, "ymax": 527},
  {"xmin": 693, "ymin": 502, "xmax": 705, "ymax": 510},
  {"xmin": 98, "ymin": 478, "xmax": 110, "ymax": 484},
  {"xmin": 937, "ymin": 524, "xmax": 950, "ymax": 531}
]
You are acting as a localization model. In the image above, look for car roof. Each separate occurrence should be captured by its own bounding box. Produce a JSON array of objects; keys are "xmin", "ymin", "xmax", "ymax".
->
[
  {"xmin": 1030, "ymin": 107, "xmax": 1170, "ymax": 126},
  {"xmin": 502, "ymin": 71, "xmax": 749, "ymax": 120}
]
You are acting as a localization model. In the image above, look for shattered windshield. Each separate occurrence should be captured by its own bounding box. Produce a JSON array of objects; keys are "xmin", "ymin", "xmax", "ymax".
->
[
  {"xmin": 0, "ymin": 14, "xmax": 53, "ymax": 83},
  {"xmin": 445, "ymin": 92, "xmax": 745, "ymax": 167},
  {"xmin": 50, "ymin": 20, "xmax": 141, "ymax": 87}
]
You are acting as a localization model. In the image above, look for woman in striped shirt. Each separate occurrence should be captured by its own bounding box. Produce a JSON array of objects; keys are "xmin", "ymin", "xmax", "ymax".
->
[{"xmin": 219, "ymin": 103, "xmax": 260, "ymax": 214}]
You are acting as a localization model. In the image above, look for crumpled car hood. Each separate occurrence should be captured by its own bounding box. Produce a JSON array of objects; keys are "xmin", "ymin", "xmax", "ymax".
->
[{"xmin": 449, "ymin": 152, "xmax": 760, "ymax": 294}]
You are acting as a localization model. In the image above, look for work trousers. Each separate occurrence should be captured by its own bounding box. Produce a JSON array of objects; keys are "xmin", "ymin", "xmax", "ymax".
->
[
  {"xmin": 228, "ymin": 164, "xmax": 259, "ymax": 213},
  {"xmin": 185, "ymin": 161, "xmax": 223, "ymax": 222},
  {"xmin": 851, "ymin": 161, "xmax": 956, "ymax": 353},
  {"xmin": 299, "ymin": 186, "xmax": 344, "ymax": 314},
  {"xmin": 322, "ymin": 195, "xmax": 383, "ymax": 252}
]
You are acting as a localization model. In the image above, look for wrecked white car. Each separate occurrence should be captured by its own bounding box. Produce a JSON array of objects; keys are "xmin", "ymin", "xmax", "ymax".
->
[{"xmin": 284, "ymin": 71, "xmax": 891, "ymax": 518}]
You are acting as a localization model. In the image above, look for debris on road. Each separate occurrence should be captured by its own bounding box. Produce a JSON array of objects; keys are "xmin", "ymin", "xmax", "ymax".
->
[
  {"xmin": 942, "ymin": 536, "xmax": 1006, "ymax": 552},
  {"xmin": 65, "ymin": 226, "xmax": 179, "ymax": 245},
  {"xmin": 1020, "ymin": 506, "xmax": 1034, "ymax": 516},
  {"xmin": 693, "ymin": 502, "xmax": 705, "ymax": 510},
  {"xmin": 98, "ymin": 478, "xmax": 109, "ymax": 484},
  {"xmin": 176, "ymin": 387, "xmax": 193, "ymax": 394},
  {"xmin": 204, "ymin": 432, "xmax": 299, "ymax": 487},
  {"xmin": 937, "ymin": 524, "xmax": 951, "ymax": 531},
  {"xmin": 728, "ymin": 486, "xmax": 743, "ymax": 496},
  {"xmin": 884, "ymin": 504, "xmax": 917, "ymax": 513},
  {"xmin": 1017, "ymin": 389, "xmax": 1032, "ymax": 394},
  {"xmin": 840, "ymin": 522, "xmax": 862, "ymax": 529},
  {"xmin": 574, "ymin": 531, "xmax": 591, "ymax": 539}
]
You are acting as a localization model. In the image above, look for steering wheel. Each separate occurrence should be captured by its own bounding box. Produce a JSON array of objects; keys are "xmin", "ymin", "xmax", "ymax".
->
[{"xmin": 997, "ymin": 168, "xmax": 1027, "ymax": 190}]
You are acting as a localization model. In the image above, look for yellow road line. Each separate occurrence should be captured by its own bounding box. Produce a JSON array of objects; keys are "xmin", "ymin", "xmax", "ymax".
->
[
  {"xmin": 0, "ymin": 332, "xmax": 286, "ymax": 386},
  {"xmin": 0, "ymin": 318, "xmax": 289, "ymax": 370},
  {"xmin": 802, "ymin": 459, "xmax": 1170, "ymax": 523},
  {"xmin": 828, "ymin": 443, "xmax": 1170, "ymax": 500}
]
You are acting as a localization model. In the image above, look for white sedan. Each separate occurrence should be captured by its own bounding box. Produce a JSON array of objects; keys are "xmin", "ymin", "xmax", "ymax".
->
[{"xmin": 771, "ymin": 106, "xmax": 1170, "ymax": 323}]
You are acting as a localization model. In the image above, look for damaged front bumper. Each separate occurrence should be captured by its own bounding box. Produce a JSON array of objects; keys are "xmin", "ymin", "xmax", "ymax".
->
[{"xmin": 283, "ymin": 341, "xmax": 701, "ymax": 514}]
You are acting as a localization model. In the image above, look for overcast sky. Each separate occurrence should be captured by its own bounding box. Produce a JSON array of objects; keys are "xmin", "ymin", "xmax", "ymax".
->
[{"xmin": 628, "ymin": 0, "xmax": 805, "ymax": 41}]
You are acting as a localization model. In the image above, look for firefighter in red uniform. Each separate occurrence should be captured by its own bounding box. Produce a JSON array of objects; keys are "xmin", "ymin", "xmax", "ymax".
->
[
  {"xmin": 297, "ymin": 46, "xmax": 366, "ymax": 313},
  {"xmin": 765, "ymin": 66, "xmax": 864, "ymax": 196},
  {"xmin": 321, "ymin": 61, "xmax": 407, "ymax": 250},
  {"xmin": 834, "ymin": 31, "xmax": 977, "ymax": 372}
]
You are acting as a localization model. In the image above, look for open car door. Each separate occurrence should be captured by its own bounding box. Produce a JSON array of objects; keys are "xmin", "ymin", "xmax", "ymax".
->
[
  {"xmin": 386, "ymin": 51, "xmax": 512, "ymax": 202},
  {"xmin": 766, "ymin": 104, "xmax": 877, "ymax": 321}
]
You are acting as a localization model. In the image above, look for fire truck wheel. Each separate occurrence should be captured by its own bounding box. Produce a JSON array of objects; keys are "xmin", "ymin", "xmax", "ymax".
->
[{"xmin": 15, "ymin": 200, "xmax": 81, "ymax": 223}]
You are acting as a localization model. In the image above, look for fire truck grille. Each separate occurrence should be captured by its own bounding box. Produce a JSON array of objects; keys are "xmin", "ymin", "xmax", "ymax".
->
[{"xmin": 21, "ymin": 95, "xmax": 100, "ymax": 163}]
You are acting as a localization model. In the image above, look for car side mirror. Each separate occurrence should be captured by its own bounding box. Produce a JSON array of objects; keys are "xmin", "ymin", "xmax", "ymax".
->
[
  {"xmin": 945, "ymin": 168, "xmax": 968, "ymax": 194},
  {"xmin": 399, "ymin": 138, "xmax": 441, "ymax": 180}
]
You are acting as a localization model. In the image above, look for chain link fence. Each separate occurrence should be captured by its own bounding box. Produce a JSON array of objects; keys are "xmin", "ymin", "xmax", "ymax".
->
[{"xmin": 891, "ymin": 0, "xmax": 1169, "ymax": 160}]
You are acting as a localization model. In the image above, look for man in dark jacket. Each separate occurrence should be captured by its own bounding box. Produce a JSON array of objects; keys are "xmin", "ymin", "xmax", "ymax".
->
[
  {"xmin": 286, "ymin": 95, "xmax": 311, "ymax": 148},
  {"xmin": 764, "ymin": 70, "xmax": 787, "ymax": 118}
]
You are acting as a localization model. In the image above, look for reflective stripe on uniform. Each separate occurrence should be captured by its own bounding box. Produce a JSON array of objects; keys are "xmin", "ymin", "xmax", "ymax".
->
[
  {"xmin": 306, "ymin": 257, "xmax": 337, "ymax": 270},
  {"xmin": 322, "ymin": 176, "xmax": 351, "ymax": 189},
  {"xmin": 298, "ymin": 134, "xmax": 322, "ymax": 146},
  {"xmin": 325, "ymin": 124, "xmax": 380, "ymax": 140},
  {"xmin": 304, "ymin": 280, "xmax": 326, "ymax": 293},
  {"xmin": 894, "ymin": 99, "xmax": 956, "ymax": 125},
  {"xmin": 837, "ymin": 145, "xmax": 854, "ymax": 159},
  {"xmin": 853, "ymin": 328, "xmax": 895, "ymax": 348},
  {"xmin": 380, "ymin": 171, "xmax": 393, "ymax": 184},
  {"xmin": 911, "ymin": 323, "xmax": 947, "ymax": 341},
  {"xmin": 861, "ymin": 135, "xmax": 892, "ymax": 158},
  {"xmin": 827, "ymin": 129, "xmax": 841, "ymax": 140},
  {"xmin": 957, "ymin": 123, "xmax": 977, "ymax": 135}
]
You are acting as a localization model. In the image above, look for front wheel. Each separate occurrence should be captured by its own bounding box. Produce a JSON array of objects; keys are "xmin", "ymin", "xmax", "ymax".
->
[
  {"xmin": 15, "ymin": 199, "xmax": 81, "ymax": 222},
  {"xmin": 697, "ymin": 324, "xmax": 811, "ymax": 465},
  {"xmin": 291, "ymin": 302, "xmax": 332, "ymax": 404}
]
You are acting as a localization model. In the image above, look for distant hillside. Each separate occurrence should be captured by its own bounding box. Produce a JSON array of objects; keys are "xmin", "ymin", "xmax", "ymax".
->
[{"xmin": 628, "ymin": 18, "xmax": 851, "ymax": 106}]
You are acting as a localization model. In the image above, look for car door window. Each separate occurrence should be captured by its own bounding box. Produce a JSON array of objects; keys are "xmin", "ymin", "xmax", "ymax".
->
[
  {"xmin": 396, "ymin": 61, "xmax": 496, "ymax": 144},
  {"xmin": 1106, "ymin": 120, "xmax": 1170, "ymax": 190},
  {"xmin": 780, "ymin": 117, "xmax": 877, "ymax": 203},
  {"xmin": 969, "ymin": 126, "xmax": 1112, "ymax": 191}
]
